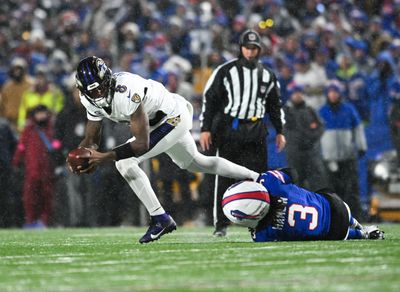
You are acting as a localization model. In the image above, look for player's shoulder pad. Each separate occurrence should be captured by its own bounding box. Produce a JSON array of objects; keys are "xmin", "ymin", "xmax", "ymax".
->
[{"xmin": 113, "ymin": 72, "xmax": 146, "ymax": 102}]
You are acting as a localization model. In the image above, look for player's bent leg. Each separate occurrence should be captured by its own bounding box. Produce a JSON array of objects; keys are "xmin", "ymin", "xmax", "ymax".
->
[
  {"xmin": 116, "ymin": 159, "xmax": 165, "ymax": 216},
  {"xmin": 187, "ymin": 152, "xmax": 259, "ymax": 180},
  {"xmin": 165, "ymin": 132, "xmax": 258, "ymax": 180},
  {"xmin": 115, "ymin": 159, "xmax": 177, "ymax": 243}
]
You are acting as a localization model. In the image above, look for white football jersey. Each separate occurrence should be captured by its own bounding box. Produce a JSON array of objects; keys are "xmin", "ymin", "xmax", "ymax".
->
[{"xmin": 80, "ymin": 72, "xmax": 187, "ymax": 124}]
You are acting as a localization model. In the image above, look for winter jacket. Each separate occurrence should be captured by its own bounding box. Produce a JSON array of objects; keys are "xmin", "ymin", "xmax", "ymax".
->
[
  {"xmin": 283, "ymin": 100, "xmax": 324, "ymax": 152},
  {"xmin": 13, "ymin": 120, "xmax": 57, "ymax": 180},
  {"xmin": 319, "ymin": 101, "xmax": 367, "ymax": 161}
]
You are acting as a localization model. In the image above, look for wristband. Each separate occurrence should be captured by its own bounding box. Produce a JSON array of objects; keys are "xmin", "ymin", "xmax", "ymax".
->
[{"xmin": 113, "ymin": 142, "xmax": 136, "ymax": 161}]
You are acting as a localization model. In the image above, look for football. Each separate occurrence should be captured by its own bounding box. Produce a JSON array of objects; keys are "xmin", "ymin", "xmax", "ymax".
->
[
  {"xmin": 67, "ymin": 147, "xmax": 91, "ymax": 172},
  {"xmin": 222, "ymin": 181, "xmax": 270, "ymax": 228}
]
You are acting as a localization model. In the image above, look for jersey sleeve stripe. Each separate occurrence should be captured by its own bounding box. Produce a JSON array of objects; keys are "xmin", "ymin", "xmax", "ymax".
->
[{"xmin": 268, "ymin": 170, "xmax": 285, "ymax": 183}]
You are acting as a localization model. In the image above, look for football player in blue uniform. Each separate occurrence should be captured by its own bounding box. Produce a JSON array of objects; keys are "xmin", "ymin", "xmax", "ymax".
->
[{"xmin": 251, "ymin": 169, "xmax": 384, "ymax": 242}]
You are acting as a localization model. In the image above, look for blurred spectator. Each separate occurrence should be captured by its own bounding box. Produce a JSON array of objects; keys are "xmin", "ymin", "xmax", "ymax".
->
[
  {"xmin": 349, "ymin": 8, "xmax": 369, "ymax": 39},
  {"xmin": 0, "ymin": 117, "xmax": 17, "ymax": 227},
  {"xmin": 12, "ymin": 105, "xmax": 61, "ymax": 228},
  {"xmin": 367, "ymin": 52, "xmax": 397, "ymax": 128},
  {"xmin": 367, "ymin": 16, "xmax": 392, "ymax": 57},
  {"xmin": 293, "ymin": 52, "xmax": 327, "ymax": 110},
  {"xmin": 278, "ymin": 34, "xmax": 299, "ymax": 64},
  {"xmin": 319, "ymin": 81, "xmax": 367, "ymax": 219},
  {"xmin": 0, "ymin": 57, "xmax": 33, "ymax": 132},
  {"xmin": 192, "ymin": 52, "xmax": 222, "ymax": 97},
  {"xmin": 283, "ymin": 83, "xmax": 328, "ymax": 191},
  {"xmin": 17, "ymin": 66, "xmax": 64, "ymax": 130},
  {"xmin": 277, "ymin": 58, "xmax": 294, "ymax": 105},
  {"xmin": 165, "ymin": 71, "xmax": 193, "ymax": 101},
  {"xmin": 334, "ymin": 53, "xmax": 369, "ymax": 122},
  {"xmin": 389, "ymin": 82, "xmax": 400, "ymax": 167},
  {"xmin": 346, "ymin": 38, "xmax": 374, "ymax": 74},
  {"xmin": 265, "ymin": 0, "xmax": 300, "ymax": 37}
]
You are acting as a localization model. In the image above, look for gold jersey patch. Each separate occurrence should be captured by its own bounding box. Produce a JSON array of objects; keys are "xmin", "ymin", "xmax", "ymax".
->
[
  {"xmin": 131, "ymin": 93, "xmax": 141, "ymax": 103},
  {"xmin": 166, "ymin": 116, "xmax": 181, "ymax": 127}
]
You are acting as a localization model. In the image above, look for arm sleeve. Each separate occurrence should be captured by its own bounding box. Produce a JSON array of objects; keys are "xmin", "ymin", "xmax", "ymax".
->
[
  {"xmin": 265, "ymin": 73, "xmax": 285, "ymax": 134},
  {"xmin": 200, "ymin": 66, "xmax": 225, "ymax": 132}
]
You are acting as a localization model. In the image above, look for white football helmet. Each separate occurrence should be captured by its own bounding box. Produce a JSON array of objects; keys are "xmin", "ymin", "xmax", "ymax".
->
[{"xmin": 222, "ymin": 181, "xmax": 270, "ymax": 228}]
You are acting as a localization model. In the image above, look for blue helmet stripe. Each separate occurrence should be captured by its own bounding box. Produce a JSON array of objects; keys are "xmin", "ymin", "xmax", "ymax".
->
[
  {"xmin": 80, "ymin": 62, "xmax": 89, "ymax": 86},
  {"xmin": 86, "ymin": 62, "xmax": 94, "ymax": 84}
]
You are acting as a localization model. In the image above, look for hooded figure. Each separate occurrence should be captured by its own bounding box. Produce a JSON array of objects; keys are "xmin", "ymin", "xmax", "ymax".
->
[
  {"xmin": 319, "ymin": 80, "xmax": 367, "ymax": 218},
  {"xmin": 13, "ymin": 105, "xmax": 61, "ymax": 227}
]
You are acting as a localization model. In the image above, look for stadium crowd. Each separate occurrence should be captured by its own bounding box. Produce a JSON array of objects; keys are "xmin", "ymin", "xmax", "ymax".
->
[{"xmin": 0, "ymin": 0, "xmax": 399, "ymax": 228}]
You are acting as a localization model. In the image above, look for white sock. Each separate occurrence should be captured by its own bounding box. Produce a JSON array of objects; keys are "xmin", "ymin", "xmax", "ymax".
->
[
  {"xmin": 115, "ymin": 160, "xmax": 165, "ymax": 216},
  {"xmin": 186, "ymin": 152, "xmax": 259, "ymax": 180}
]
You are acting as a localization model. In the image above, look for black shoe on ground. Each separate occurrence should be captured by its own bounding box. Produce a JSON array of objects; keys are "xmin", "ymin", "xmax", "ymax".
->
[
  {"xmin": 139, "ymin": 214, "xmax": 177, "ymax": 244},
  {"xmin": 213, "ymin": 226, "xmax": 227, "ymax": 237}
]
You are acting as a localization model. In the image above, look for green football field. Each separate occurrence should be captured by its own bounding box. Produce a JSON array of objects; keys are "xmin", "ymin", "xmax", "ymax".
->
[{"xmin": 1, "ymin": 224, "xmax": 400, "ymax": 292}]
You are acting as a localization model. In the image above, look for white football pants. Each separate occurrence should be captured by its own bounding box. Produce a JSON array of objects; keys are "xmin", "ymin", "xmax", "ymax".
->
[{"xmin": 115, "ymin": 100, "xmax": 259, "ymax": 216}]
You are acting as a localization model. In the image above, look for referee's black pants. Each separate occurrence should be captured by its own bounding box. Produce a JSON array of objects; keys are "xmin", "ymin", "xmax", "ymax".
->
[{"xmin": 214, "ymin": 137, "xmax": 267, "ymax": 229}]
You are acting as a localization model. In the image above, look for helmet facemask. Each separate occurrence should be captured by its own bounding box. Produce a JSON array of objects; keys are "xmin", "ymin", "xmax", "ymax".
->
[{"xmin": 83, "ymin": 76, "xmax": 112, "ymax": 108}]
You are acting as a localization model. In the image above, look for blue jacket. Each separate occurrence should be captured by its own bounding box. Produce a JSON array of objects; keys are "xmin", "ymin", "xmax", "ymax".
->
[{"xmin": 319, "ymin": 101, "xmax": 367, "ymax": 161}]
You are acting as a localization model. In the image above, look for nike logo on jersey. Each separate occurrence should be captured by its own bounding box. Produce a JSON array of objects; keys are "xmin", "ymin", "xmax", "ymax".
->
[
  {"xmin": 126, "ymin": 90, "xmax": 131, "ymax": 99},
  {"xmin": 150, "ymin": 228, "xmax": 166, "ymax": 239}
]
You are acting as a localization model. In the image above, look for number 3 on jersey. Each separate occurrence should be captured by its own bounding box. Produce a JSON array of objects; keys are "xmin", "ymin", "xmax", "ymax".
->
[{"xmin": 288, "ymin": 204, "xmax": 318, "ymax": 230}]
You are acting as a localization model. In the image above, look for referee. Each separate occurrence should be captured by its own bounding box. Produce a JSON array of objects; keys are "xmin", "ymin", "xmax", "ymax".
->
[{"xmin": 199, "ymin": 29, "xmax": 286, "ymax": 236}]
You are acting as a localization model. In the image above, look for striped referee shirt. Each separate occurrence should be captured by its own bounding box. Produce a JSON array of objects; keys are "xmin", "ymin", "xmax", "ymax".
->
[{"xmin": 200, "ymin": 58, "xmax": 285, "ymax": 134}]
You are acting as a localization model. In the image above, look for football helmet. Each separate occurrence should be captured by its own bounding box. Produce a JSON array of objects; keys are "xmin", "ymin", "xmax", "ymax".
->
[
  {"xmin": 222, "ymin": 181, "xmax": 270, "ymax": 228},
  {"xmin": 75, "ymin": 56, "xmax": 114, "ymax": 108}
]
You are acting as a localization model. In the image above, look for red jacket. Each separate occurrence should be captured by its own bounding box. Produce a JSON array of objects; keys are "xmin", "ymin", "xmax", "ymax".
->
[{"xmin": 13, "ymin": 120, "xmax": 59, "ymax": 180}]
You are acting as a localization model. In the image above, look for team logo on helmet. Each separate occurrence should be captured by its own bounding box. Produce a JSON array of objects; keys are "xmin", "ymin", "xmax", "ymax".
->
[
  {"xmin": 248, "ymin": 33, "xmax": 257, "ymax": 41},
  {"xmin": 96, "ymin": 58, "xmax": 107, "ymax": 79},
  {"xmin": 131, "ymin": 93, "xmax": 141, "ymax": 103}
]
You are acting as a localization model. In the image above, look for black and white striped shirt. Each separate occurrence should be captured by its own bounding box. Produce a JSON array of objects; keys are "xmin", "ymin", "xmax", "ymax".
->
[{"xmin": 200, "ymin": 58, "xmax": 285, "ymax": 134}]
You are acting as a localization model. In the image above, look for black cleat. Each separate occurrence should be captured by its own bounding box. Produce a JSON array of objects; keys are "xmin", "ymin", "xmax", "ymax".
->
[
  {"xmin": 213, "ymin": 226, "xmax": 227, "ymax": 237},
  {"xmin": 139, "ymin": 214, "xmax": 177, "ymax": 244}
]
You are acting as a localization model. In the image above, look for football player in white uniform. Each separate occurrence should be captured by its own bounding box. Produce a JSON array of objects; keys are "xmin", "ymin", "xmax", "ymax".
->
[{"xmin": 70, "ymin": 56, "xmax": 259, "ymax": 243}]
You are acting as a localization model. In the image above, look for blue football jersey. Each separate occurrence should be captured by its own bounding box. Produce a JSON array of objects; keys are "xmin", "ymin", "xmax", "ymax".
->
[{"xmin": 253, "ymin": 170, "xmax": 332, "ymax": 242}]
